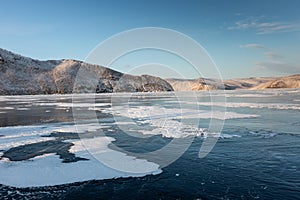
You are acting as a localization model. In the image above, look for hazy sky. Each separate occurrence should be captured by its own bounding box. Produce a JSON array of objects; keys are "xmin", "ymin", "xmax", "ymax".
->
[{"xmin": 0, "ymin": 0, "xmax": 300, "ymax": 79}]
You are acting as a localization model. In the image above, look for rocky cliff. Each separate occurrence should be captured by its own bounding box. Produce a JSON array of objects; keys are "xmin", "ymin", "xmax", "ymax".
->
[{"xmin": 0, "ymin": 48, "xmax": 173, "ymax": 95}]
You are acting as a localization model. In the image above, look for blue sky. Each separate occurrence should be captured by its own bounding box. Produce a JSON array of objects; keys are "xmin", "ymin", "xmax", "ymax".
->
[{"xmin": 0, "ymin": 0, "xmax": 299, "ymax": 79}]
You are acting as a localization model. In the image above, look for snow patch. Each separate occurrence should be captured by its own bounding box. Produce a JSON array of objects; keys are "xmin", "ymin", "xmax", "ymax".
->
[
  {"xmin": 36, "ymin": 102, "xmax": 111, "ymax": 107},
  {"xmin": 192, "ymin": 102, "xmax": 300, "ymax": 110},
  {"xmin": 0, "ymin": 107, "xmax": 14, "ymax": 110},
  {"xmin": 105, "ymin": 105, "xmax": 258, "ymax": 120},
  {"xmin": 0, "ymin": 122, "xmax": 106, "ymax": 151},
  {"xmin": 0, "ymin": 136, "xmax": 161, "ymax": 188},
  {"xmin": 16, "ymin": 107, "xmax": 31, "ymax": 111}
]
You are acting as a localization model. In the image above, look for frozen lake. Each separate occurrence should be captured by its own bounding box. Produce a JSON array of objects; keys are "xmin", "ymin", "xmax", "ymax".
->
[{"xmin": 0, "ymin": 89, "xmax": 299, "ymax": 199}]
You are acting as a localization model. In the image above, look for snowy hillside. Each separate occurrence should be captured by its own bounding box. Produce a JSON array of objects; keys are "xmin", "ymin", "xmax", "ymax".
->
[{"xmin": 0, "ymin": 48, "xmax": 173, "ymax": 95}]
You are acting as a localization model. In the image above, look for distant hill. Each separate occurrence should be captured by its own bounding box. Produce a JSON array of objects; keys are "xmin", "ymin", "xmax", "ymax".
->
[
  {"xmin": 166, "ymin": 75, "xmax": 300, "ymax": 91},
  {"xmin": 166, "ymin": 78, "xmax": 225, "ymax": 91},
  {"xmin": 251, "ymin": 74, "xmax": 300, "ymax": 90},
  {"xmin": 0, "ymin": 48, "xmax": 173, "ymax": 95}
]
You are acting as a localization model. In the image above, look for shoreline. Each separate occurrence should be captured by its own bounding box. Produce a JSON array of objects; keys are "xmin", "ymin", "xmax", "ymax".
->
[{"xmin": 0, "ymin": 87, "xmax": 299, "ymax": 97}]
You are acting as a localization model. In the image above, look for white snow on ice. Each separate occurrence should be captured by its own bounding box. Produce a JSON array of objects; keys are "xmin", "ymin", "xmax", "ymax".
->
[
  {"xmin": 0, "ymin": 136, "xmax": 161, "ymax": 188},
  {"xmin": 0, "ymin": 122, "xmax": 107, "ymax": 151},
  {"xmin": 189, "ymin": 102, "xmax": 300, "ymax": 110},
  {"xmin": 0, "ymin": 123, "xmax": 161, "ymax": 188},
  {"xmin": 36, "ymin": 102, "xmax": 111, "ymax": 108},
  {"xmin": 2, "ymin": 92, "xmax": 285, "ymax": 187},
  {"xmin": 102, "ymin": 106, "xmax": 256, "ymax": 138},
  {"xmin": 0, "ymin": 107, "xmax": 14, "ymax": 110},
  {"xmin": 105, "ymin": 105, "xmax": 258, "ymax": 121}
]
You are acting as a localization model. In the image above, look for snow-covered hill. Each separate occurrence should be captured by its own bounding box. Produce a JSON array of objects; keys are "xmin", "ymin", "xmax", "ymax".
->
[
  {"xmin": 251, "ymin": 74, "xmax": 300, "ymax": 90},
  {"xmin": 1, "ymin": 48, "xmax": 299, "ymax": 94},
  {"xmin": 0, "ymin": 48, "xmax": 173, "ymax": 95},
  {"xmin": 166, "ymin": 75, "xmax": 300, "ymax": 91}
]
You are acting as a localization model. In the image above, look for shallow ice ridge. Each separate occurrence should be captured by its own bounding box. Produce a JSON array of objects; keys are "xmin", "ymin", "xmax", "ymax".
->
[
  {"xmin": 103, "ymin": 106, "xmax": 256, "ymax": 138},
  {"xmin": 104, "ymin": 105, "xmax": 258, "ymax": 120},
  {"xmin": 139, "ymin": 119, "xmax": 239, "ymax": 139},
  {"xmin": 140, "ymin": 119, "xmax": 207, "ymax": 138}
]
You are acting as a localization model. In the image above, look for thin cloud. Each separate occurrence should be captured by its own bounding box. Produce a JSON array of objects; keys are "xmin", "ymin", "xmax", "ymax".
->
[
  {"xmin": 255, "ymin": 61, "xmax": 300, "ymax": 73},
  {"xmin": 264, "ymin": 52, "xmax": 282, "ymax": 60},
  {"xmin": 240, "ymin": 43, "xmax": 265, "ymax": 49},
  {"xmin": 228, "ymin": 17, "xmax": 300, "ymax": 34}
]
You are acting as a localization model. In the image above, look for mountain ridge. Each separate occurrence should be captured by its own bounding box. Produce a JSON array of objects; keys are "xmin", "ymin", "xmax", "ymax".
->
[
  {"xmin": 0, "ymin": 48, "xmax": 299, "ymax": 95},
  {"xmin": 0, "ymin": 48, "xmax": 173, "ymax": 95}
]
